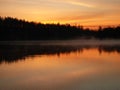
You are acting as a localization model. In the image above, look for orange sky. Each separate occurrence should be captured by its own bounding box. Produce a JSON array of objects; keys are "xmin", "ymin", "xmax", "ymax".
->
[{"xmin": 0, "ymin": 0, "xmax": 120, "ymax": 26}]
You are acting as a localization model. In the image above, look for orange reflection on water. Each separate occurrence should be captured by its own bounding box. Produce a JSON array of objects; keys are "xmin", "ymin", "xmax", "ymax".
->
[{"xmin": 0, "ymin": 48, "xmax": 120, "ymax": 90}]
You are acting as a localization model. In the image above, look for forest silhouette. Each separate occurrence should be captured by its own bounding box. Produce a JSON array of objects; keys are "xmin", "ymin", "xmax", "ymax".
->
[{"xmin": 0, "ymin": 16, "xmax": 120, "ymax": 40}]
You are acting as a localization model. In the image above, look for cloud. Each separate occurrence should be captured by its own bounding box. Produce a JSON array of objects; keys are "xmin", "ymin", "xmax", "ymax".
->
[
  {"xmin": 65, "ymin": 1, "xmax": 95, "ymax": 8},
  {"xmin": 0, "ymin": 0, "xmax": 120, "ymax": 26},
  {"xmin": 50, "ymin": 0, "xmax": 95, "ymax": 8}
]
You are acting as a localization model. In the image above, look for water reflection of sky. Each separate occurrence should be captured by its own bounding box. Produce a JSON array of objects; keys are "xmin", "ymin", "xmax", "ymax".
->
[{"xmin": 0, "ymin": 45, "xmax": 120, "ymax": 90}]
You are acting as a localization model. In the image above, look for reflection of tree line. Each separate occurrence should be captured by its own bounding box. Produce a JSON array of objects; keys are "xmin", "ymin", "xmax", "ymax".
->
[
  {"xmin": 0, "ymin": 45, "xmax": 120, "ymax": 64},
  {"xmin": 0, "ymin": 17, "xmax": 120, "ymax": 40},
  {"xmin": 98, "ymin": 46, "xmax": 120, "ymax": 54}
]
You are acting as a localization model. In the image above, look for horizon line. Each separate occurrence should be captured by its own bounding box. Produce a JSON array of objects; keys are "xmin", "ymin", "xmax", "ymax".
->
[{"xmin": 0, "ymin": 16, "xmax": 120, "ymax": 29}]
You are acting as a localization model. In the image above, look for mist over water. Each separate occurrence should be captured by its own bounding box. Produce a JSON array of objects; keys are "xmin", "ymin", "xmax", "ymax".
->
[
  {"xmin": 0, "ymin": 40, "xmax": 120, "ymax": 90},
  {"xmin": 0, "ymin": 39, "xmax": 120, "ymax": 45}
]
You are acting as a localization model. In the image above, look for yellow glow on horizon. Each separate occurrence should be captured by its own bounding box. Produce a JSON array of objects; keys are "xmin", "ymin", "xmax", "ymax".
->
[{"xmin": 0, "ymin": 0, "xmax": 120, "ymax": 26}]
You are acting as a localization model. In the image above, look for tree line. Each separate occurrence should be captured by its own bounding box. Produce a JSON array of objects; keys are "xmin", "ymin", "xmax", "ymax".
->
[{"xmin": 0, "ymin": 17, "xmax": 120, "ymax": 40}]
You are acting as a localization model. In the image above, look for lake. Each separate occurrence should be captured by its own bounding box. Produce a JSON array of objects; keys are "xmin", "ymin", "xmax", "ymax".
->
[{"xmin": 0, "ymin": 40, "xmax": 120, "ymax": 90}]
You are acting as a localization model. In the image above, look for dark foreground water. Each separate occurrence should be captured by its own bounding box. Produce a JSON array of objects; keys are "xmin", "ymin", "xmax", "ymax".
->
[{"xmin": 0, "ymin": 40, "xmax": 120, "ymax": 90}]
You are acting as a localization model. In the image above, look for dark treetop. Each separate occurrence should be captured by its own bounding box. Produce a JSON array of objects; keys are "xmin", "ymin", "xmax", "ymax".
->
[{"xmin": 0, "ymin": 17, "xmax": 120, "ymax": 40}]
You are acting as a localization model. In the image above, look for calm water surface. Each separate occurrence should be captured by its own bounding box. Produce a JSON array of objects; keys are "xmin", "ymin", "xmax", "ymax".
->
[{"xmin": 0, "ymin": 40, "xmax": 120, "ymax": 90}]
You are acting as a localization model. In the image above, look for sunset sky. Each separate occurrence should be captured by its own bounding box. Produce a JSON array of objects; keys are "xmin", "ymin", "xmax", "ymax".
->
[{"xmin": 0, "ymin": 0, "xmax": 120, "ymax": 26}]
